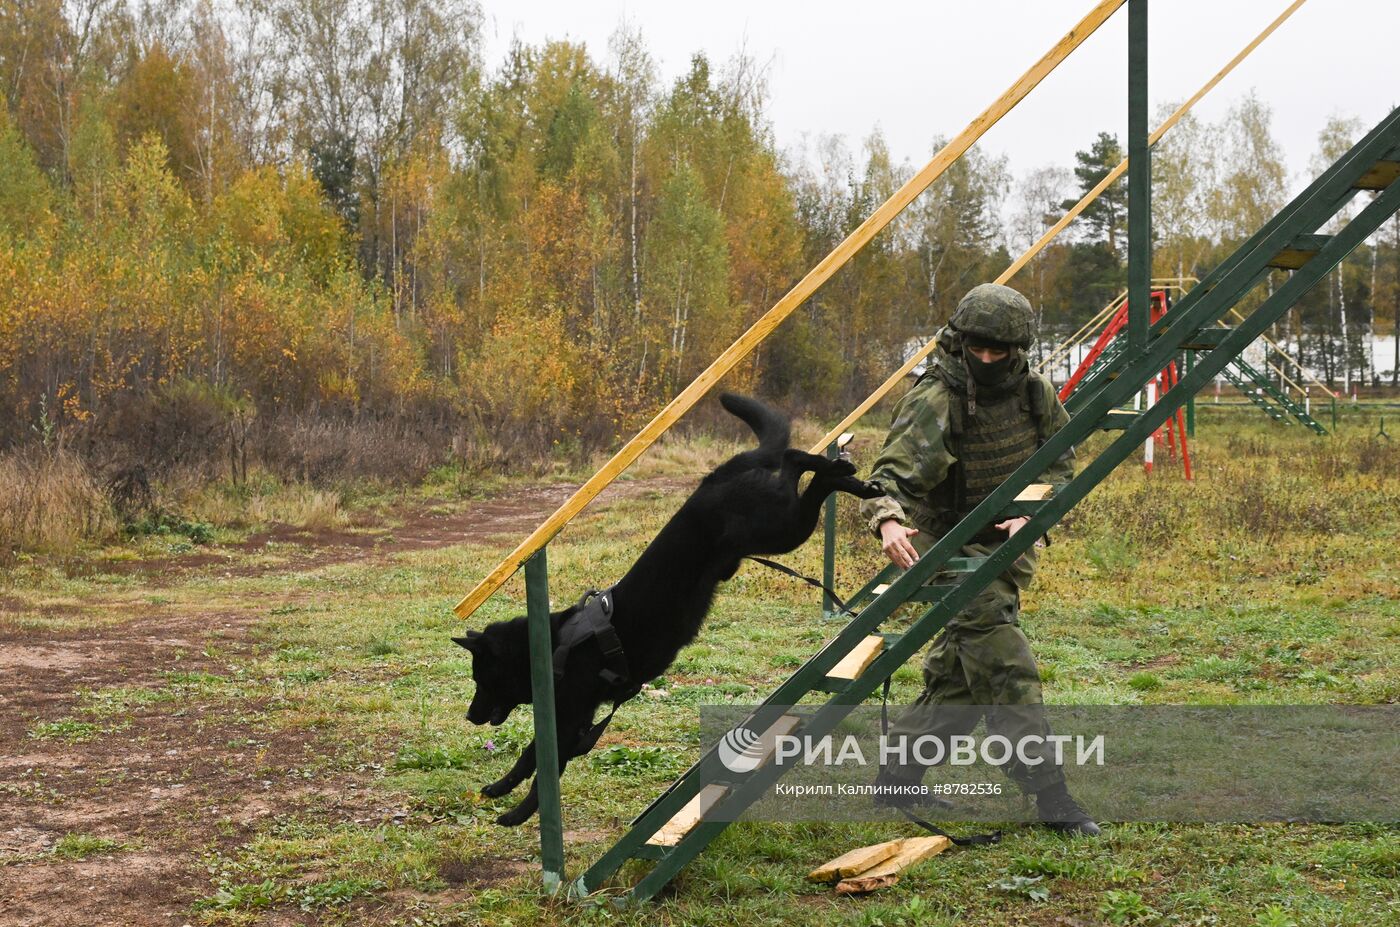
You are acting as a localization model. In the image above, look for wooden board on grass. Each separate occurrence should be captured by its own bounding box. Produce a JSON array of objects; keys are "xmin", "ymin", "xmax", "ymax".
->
[
  {"xmin": 808, "ymin": 839, "xmax": 903, "ymax": 882},
  {"xmin": 833, "ymin": 835, "xmax": 951, "ymax": 894}
]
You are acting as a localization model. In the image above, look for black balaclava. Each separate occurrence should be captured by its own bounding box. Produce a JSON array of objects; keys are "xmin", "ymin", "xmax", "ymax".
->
[{"xmin": 962, "ymin": 333, "xmax": 1016, "ymax": 387}]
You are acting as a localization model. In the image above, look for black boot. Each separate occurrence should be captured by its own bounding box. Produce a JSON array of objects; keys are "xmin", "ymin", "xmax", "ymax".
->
[
  {"xmin": 870, "ymin": 765, "xmax": 954, "ymax": 811},
  {"xmin": 1033, "ymin": 781, "xmax": 1100, "ymax": 837}
]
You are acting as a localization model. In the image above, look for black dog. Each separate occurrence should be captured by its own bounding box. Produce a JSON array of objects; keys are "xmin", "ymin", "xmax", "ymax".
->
[{"xmin": 453, "ymin": 392, "xmax": 883, "ymax": 826}]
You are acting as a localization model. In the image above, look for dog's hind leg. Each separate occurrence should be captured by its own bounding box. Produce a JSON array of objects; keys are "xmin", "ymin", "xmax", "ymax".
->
[
  {"xmin": 830, "ymin": 476, "xmax": 886, "ymax": 499},
  {"xmin": 798, "ymin": 454, "xmax": 884, "ymax": 500}
]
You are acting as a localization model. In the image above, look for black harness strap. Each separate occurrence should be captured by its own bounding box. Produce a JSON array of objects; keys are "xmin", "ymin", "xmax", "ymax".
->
[
  {"xmin": 554, "ymin": 587, "xmax": 643, "ymax": 753},
  {"xmin": 554, "ymin": 588, "xmax": 632, "ymax": 689}
]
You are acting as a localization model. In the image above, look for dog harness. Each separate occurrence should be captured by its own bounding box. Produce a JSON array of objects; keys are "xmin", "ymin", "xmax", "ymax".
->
[
  {"xmin": 553, "ymin": 587, "xmax": 637, "ymax": 697},
  {"xmin": 553, "ymin": 587, "xmax": 643, "ymax": 753}
]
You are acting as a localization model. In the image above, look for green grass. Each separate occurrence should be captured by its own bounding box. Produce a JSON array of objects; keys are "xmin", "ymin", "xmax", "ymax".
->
[
  {"xmin": 50, "ymin": 834, "xmax": 132, "ymax": 860},
  {"xmin": 4, "ymin": 406, "xmax": 1399, "ymax": 924},
  {"xmin": 27, "ymin": 718, "xmax": 103, "ymax": 743}
]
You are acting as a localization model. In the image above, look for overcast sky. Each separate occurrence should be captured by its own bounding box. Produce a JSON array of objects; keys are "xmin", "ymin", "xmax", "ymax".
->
[{"xmin": 477, "ymin": 0, "xmax": 1397, "ymax": 199}]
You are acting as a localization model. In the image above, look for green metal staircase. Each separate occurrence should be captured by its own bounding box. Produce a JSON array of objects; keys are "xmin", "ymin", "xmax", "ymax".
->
[
  {"xmin": 570, "ymin": 108, "xmax": 1400, "ymax": 903},
  {"xmin": 1230, "ymin": 356, "xmax": 1330, "ymax": 434},
  {"xmin": 1066, "ymin": 327, "xmax": 1328, "ymax": 434},
  {"xmin": 1222, "ymin": 362, "xmax": 1293, "ymax": 425}
]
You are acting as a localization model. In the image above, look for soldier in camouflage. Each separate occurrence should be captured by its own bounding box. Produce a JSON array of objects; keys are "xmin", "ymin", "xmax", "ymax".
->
[{"xmin": 860, "ymin": 282, "xmax": 1100, "ymax": 837}]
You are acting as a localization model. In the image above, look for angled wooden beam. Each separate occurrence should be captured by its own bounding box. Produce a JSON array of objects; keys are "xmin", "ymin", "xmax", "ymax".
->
[
  {"xmin": 455, "ymin": 0, "xmax": 1129, "ymax": 620},
  {"xmin": 809, "ymin": 0, "xmax": 1309, "ymax": 455}
]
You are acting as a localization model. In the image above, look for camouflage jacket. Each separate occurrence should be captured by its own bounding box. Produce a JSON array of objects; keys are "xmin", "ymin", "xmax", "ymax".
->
[{"xmin": 860, "ymin": 329, "xmax": 1076, "ymax": 537}]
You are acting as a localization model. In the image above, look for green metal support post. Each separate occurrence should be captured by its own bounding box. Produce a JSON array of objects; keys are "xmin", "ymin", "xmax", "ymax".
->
[
  {"xmin": 821, "ymin": 441, "xmax": 838, "ymax": 620},
  {"xmin": 524, "ymin": 548, "xmax": 565, "ymax": 892},
  {"xmin": 1185, "ymin": 349, "xmax": 1196, "ymax": 436},
  {"xmin": 1127, "ymin": 0, "xmax": 1150, "ymax": 356}
]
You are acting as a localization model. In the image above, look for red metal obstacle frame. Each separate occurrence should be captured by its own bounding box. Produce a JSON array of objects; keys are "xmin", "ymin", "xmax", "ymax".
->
[{"xmin": 1060, "ymin": 290, "xmax": 1193, "ymax": 478}]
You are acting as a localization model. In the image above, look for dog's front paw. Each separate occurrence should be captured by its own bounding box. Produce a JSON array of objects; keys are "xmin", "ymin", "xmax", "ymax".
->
[
  {"xmin": 481, "ymin": 779, "xmax": 515, "ymax": 799},
  {"xmin": 495, "ymin": 804, "xmax": 535, "ymax": 827},
  {"xmin": 838, "ymin": 478, "xmax": 887, "ymax": 500}
]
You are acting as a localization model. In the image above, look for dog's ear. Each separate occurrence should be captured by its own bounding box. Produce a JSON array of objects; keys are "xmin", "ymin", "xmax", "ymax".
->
[{"xmin": 451, "ymin": 630, "xmax": 486, "ymax": 654}]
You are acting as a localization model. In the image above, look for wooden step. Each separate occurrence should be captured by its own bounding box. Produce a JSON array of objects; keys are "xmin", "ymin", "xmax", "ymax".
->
[
  {"xmin": 827, "ymin": 635, "xmax": 884, "ymax": 681},
  {"xmin": 708, "ymin": 712, "xmax": 804, "ymax": 773},
  {"xmin": 1097, "ymin": 409, "xmax": 1139, "ymax": 430},
  {"xmin": 870, "ymin": 581, "xmax": 959, "ymax": 604},
  {"xmin": 1354, "ymin": 159, "xmax": 1400, "ymax": 191},
  {"xmin": 741, "ymin": 714, "xmax": 802, "ymax": 769},
  {"xmin": 1179, "ymin": 327, "xmax": 1232, "ymax": 350},
  {"xmin": 1001, "ymin": 482, "xmax": 1056, "ymax": 517},
  {"xmin": 1268, "ymin": 233, "xmax": 1330, "ymax": 270},
  {"xmin": 646, "ymin": 783, "xmax": 727, "ymax": 847}
]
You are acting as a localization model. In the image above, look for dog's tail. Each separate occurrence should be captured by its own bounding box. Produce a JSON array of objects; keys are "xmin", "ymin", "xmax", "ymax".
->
[{"xmin": 719, "ymin": 392, "xmax": 790, "ymax": 463}]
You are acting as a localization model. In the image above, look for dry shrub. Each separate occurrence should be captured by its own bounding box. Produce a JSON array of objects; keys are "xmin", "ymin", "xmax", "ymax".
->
[
  {"xmin": 294, "ymin": 489, "xmax": 343, "ymax": 531},
  {"xmin": 254, "ymin": 416, "xmax": 446, "ymax": 484},
  {"xmin": 1062, "ymin": 423, "xmax": 1397, "ymax": 554},
  {"xmin": 0, "ymin": 449, "xmax": 113, "ymax": 554},
  {"xmin": 99, "ymin": 379, "xmax": 240, "ymax": 476},
  {"xmin": 464, "ymin": 310, "xmax": 646, "ymax": 464},
  {"xmin": 1209, "ymin": 471, "xmax": 1336, "ymax": 541},
  {"xmin": 240, "ymin": 485, "xmax": 346, "ymax": 531}
]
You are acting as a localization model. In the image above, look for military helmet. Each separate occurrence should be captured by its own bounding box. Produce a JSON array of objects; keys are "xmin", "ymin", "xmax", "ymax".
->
[{"xmin": 949, "ymin": 283, "xmax": 1034, "ymax": 349}]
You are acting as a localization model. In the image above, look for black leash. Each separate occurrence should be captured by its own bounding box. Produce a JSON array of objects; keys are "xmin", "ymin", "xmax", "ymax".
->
[
  {"xmin": 897, "ymin": 808, "xmax": 1003, "ymax": 846},
  {"xmin": 745, "ymin": 556, "xmax": 856, "ymax": 617},
  {"xmin": 878, "ymin": 677, "xmax": 1003, "ymax": 847}
]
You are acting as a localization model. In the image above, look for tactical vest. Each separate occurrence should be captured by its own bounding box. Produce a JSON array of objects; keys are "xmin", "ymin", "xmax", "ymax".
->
[{"xmin": 919, "ymin": 374, "xmax": 1045, "ymax": 542}]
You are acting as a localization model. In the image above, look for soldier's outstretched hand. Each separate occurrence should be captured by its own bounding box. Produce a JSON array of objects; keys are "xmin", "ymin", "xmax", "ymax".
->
[{"xmin": 879, "ymin": 520, "xmax": 921, "ymax": 570}]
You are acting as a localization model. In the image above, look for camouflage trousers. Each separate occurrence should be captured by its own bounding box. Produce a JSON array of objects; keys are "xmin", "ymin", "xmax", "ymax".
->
[{"xmin": 882, "ymin": 533, "xmax": 1065, "ymax": 794}]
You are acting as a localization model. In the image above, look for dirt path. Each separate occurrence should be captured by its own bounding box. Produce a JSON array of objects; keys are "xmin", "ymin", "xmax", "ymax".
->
[{"xmin": 0, "ymin": 476, "xmax": 687, "ymax": 927}]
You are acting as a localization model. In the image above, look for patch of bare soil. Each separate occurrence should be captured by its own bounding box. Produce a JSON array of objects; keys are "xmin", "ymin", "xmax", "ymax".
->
[
  {"xmin": 437, "ymin": 855, "xmax": 531, "ymax": 888},
  {"xmin": 0, "ymin": 476, "xmax": 685, "ymax": 926},
  {"xmin": 96, "ymin": 476, "xmax": 691, "ymax": 583}
]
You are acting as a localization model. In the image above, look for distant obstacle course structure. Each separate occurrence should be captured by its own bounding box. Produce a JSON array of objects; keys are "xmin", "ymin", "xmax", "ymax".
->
[
  {"xmin": 1049, "ymin": 286, "xmax": 1193, "ymax": 475},
  {"xmin": 1056, "ymin": 282, "xmax": 1333, "ymax": 438}
]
